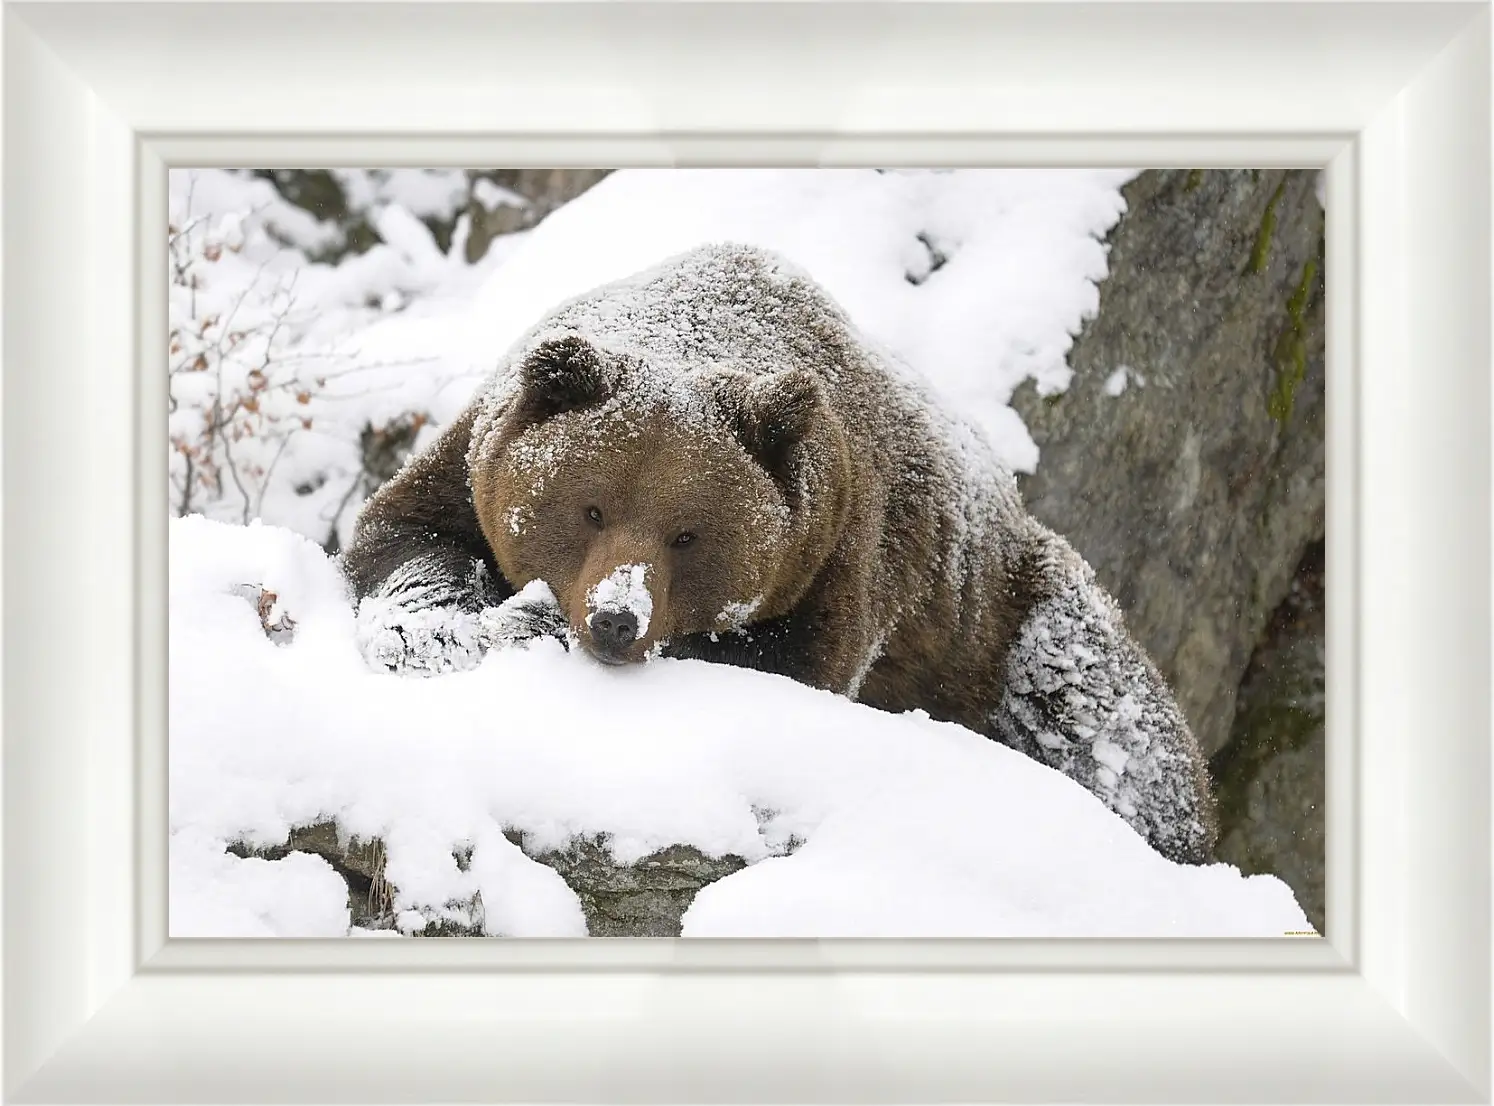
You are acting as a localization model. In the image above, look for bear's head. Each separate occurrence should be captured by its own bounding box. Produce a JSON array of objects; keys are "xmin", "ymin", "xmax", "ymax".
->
[{"xmin": 471, "ymin": 333, "xmax": 849, "ymax": 665}]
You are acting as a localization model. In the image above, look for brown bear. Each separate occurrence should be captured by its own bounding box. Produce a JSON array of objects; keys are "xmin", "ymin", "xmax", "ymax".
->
[{"xmin": 342, "ymin": 243, "xmax": 1217, "ymax": 865}]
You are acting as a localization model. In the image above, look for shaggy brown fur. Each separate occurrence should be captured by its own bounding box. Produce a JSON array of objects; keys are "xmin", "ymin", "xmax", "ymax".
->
[
  {"xmin": 342, "ymin": 244, "xmax": 1217, "ymax": 864},
  {"xmin": 468, "ymin": 344, "xmax": 853, "ymax": 669}
]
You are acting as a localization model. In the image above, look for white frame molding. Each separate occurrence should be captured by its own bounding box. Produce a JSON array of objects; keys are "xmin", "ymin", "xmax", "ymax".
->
[{"xmin": 3, "ymin": 1, "xmax": 1488, "ymax": 1101}]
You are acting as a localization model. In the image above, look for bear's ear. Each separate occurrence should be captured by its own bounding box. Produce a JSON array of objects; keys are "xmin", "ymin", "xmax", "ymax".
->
[
  {"xmin": 517, "ymin": 334, "xmax": 610, "ymax": 420},
  {"xmin": 735, "ymin": 370, "xmax": 825, "ymax": 486}
]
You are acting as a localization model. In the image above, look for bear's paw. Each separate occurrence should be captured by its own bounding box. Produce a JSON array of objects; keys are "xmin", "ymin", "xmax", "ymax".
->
[
  {"xmin": 477, "ymin": 581, "xmax": 569, "ymax": 651},
  {"xmin": 355, "ymin": 597, "xmax": 489, "ymax": 676},
  {"xmin": 355, "ymin": 581, "xmax": 569, "ymax": 677}
]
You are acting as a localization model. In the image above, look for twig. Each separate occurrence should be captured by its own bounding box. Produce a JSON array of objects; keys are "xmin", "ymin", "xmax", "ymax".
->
[
  {"xmin": 326, "ymin": 470, "xmax": 368, "ymax": 547},
  {"xmin": 256, "ymin": 429, "xmax": 297, "ymax": 518}
]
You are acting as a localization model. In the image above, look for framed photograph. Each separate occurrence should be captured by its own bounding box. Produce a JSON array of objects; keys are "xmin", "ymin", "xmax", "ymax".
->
[
  {"xmin": 166, "ymin": 162, "xmax": 1320, "ymax": 944},
  {"xmin": 4, "ymin": 1, "xmax": 1488, "ymax": 1102}
]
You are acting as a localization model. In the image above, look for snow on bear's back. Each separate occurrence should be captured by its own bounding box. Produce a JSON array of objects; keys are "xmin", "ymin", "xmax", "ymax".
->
[
  {"xmin": 474, "ymin": 243, "xmax": 995, "ymax": 470},
  {"xmin": 489, "ymin": 244, "xmax": 857, "ymax": 391}
]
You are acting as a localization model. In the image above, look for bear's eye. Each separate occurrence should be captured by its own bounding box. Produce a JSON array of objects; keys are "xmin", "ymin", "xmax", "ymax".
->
[
  {"xmin": 672, "ymin": 531, "xmax": 696, "ymax": 548},
  {"xmin": 586, "ymin": 506, "xmax": 604, "ymax": 528}
]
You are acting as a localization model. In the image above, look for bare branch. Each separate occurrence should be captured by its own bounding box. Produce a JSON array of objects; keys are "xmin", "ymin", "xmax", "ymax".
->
[{"xmin": 256, "ymin": 429, "xmax": 297, "ymax": 518}]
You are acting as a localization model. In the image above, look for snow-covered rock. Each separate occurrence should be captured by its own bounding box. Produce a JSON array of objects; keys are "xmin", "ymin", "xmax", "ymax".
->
[{"xmin": 170, "ymin": 516, "xmax": 1310, "ymax": 938}]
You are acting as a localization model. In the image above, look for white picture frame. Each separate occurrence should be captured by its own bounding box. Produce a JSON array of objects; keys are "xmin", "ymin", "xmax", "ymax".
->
[{"xmin": 3, "ymin": 0, "xmax": 1488, "ymax": 1100}]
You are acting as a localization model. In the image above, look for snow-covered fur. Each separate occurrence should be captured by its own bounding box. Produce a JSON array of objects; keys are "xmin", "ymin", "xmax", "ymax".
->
[
  {"xmin": 993, "ymin": 534, "xmax": 1214, "ymax": 864},
  {"xmin": 341, "ymin": 243, "xmax": 1217, "ymax": 864}
]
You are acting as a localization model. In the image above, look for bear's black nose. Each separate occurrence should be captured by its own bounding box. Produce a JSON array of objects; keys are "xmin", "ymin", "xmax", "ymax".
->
[{"xmin": 589, "ymin": 608, "xmax": 639, "ymax": 654}]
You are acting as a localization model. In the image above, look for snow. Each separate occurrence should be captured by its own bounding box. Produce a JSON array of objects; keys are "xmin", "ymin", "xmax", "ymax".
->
[
  {"xmin": 170, "ymin": 516, "xmax": 1310, "ymax": 938},
  {"xmin": 1103, "ymin": 365, "xmax": 1144, "ymax": 396},
  {"xmin": 334, "ymin": 168, "xmax": 470, "ymax": 222},
  {"xmin": 473, "ymin": 177, "xmax": 529, "ymax": 212},
  {"xmin": 171, "ymin": 828, "xmax": 350, "ymax": 938},
  {"xmin": 586, "ymin": 563, "xmax": 654, "ymax": 636},
  {"xmin": 846, "ymin": 633, "xmax": 888, "ymax": 699},
  {"xmin": 717, "ymin": 596, "xmax": 763, "ymax": 630}
]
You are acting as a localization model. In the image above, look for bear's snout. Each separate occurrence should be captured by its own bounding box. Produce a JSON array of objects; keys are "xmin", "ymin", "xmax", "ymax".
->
[
  {"xmin": 588, "ymin": 607, "xmax": 639, "ymax": 662},
  {"xmin": 580, "ymin": 562, "xmax": 656, "ymax": 666}
]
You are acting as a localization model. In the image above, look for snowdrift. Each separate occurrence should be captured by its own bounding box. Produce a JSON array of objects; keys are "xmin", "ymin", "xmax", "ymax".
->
[{"xmin": 170, "ymin": 516, "xmax": 1310, "ymax": 938}]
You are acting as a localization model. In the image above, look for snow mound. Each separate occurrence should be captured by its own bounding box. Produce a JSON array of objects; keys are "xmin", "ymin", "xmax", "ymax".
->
[
  {"xmin": 171, "ymin": 828, "xmax": 351, "ymax": 938},
  {"xmin": 460, "ymin": 169, "xmax": 1134, "ymax": 472},
  {"xmin": 170, "ymin": 516, "xmax": 1309, "ymax": 938}
]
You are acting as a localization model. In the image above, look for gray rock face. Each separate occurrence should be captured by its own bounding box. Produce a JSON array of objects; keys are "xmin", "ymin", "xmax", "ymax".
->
[
  {"xmin": 1211, "ymin": 542, "xmax": 1325, "ymax": 932},
  {"xmin": 234, "ymin": 823, "xmax": 742, "ymax": 936},
  {"xmin": 516, "ymin": 835, "xmax": 746, "ymax": 938},
  {"xmin": 462, "ymin": 169, "xmax": 613, "ymax": 263},
  {"xmin": 252, "ymin": 168, "xmax": 612, "ymax": 266},
  {"xmin": 1010, "ymin": 169, "xmax": 1326, "ymax": 761}
]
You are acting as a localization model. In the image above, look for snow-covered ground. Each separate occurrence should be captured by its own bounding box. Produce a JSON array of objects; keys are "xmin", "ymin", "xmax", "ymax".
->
[
  {"xmin": 171, "ymin": 516, "xmax": 1308, "ymax": 937},
  {"xmin": 167, "ymin": 168, "xmax": 1311, "ymax": 937}
]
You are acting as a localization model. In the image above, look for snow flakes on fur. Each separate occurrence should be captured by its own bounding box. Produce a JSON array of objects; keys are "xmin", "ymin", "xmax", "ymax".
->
[
  {"xmin": 356, "ymin": 574, "xmax": 567, "ymax": 676},
  {"xmin": 993, "ymin": 534, "xmax": 1215, "ymax": 864}
]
